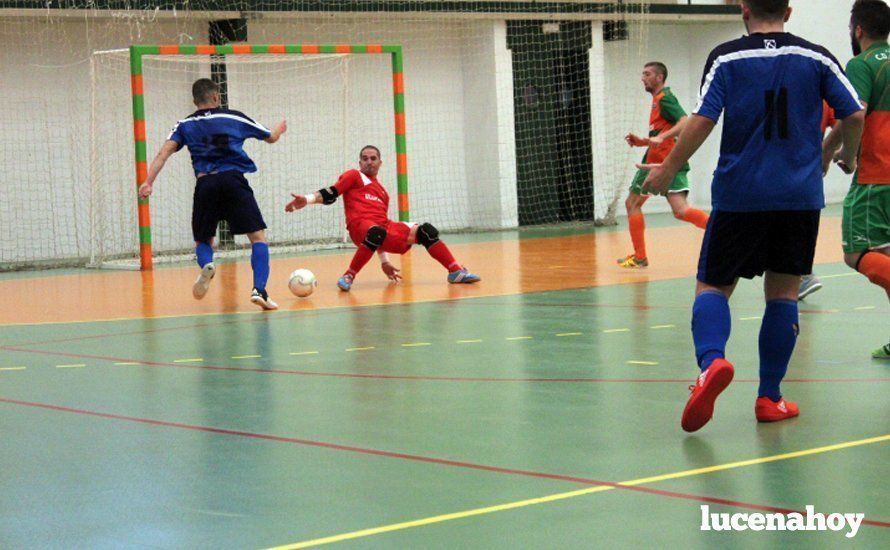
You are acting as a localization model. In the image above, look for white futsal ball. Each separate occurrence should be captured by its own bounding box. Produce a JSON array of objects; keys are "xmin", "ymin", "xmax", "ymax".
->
[{"xmin": 288, "ymin": 269, "xmax": 318, "ymax": 297}]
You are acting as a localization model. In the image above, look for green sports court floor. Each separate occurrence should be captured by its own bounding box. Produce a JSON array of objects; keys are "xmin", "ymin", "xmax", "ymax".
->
[{"xmin": 0, "ymin": 214, "xmax": 887, "ymax": 548}]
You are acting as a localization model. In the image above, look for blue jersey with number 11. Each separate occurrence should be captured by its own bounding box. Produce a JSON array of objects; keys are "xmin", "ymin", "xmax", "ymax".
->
[
  {"xmin": 168, "ymin": 107, "xmax": 272, "ymax": 177},
  {"xmin": 694, "ymin": 32, "xmax": 862, "ymax": 212}
]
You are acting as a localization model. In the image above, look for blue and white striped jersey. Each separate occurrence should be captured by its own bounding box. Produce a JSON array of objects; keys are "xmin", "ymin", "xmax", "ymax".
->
[
  {"xmin": 168, "ymin": 108, "xmax": 272, "ymax": 176},
  {"xmin": 694, "ymin": 32, "xmax": 862, "ymax": 212}
]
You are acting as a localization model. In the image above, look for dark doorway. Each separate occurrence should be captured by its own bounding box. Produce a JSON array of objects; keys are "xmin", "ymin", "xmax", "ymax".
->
[{"xmin": 508, "ymin": 21, "xmax": 593, "ymax": 225}]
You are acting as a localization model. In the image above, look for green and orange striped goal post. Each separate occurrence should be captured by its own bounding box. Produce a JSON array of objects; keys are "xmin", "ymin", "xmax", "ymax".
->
[{"xmin": 129, "ymin": 43, "xmax": 408, "ymax": 271}]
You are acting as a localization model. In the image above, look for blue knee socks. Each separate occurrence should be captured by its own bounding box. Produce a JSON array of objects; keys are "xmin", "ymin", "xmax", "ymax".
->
[
  {"xmin": 691, "ymin": 290, "xmax": 731, "ymax": 371},
  {"xmin": 758, "ymin": 299, "xmax": 799, "ymax": 401},
  {"xmin": 196, "ymin": 242, "xmax": 213, "ymax": 268},
  {"xmin": 251, "ymin": 242, "xmax": 270, "ymax": 293}
]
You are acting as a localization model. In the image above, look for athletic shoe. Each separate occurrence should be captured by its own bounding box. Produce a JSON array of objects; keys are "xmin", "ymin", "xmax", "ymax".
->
[
  {"xmin": 192, "ymin": 262, "xmax": 216, "ymax": 300},
  {"xmin": 755, "ymin": 396, "xmax": 799, "ymax": 423},
  {"xmin": 872, "ymin": 343, "xmax": 890, "ymax": 360},
  {"xmin": 250, "ymin": 288, "xmax": 278, "ymax": 310},
  {"xmin": 447, "ymin": 268, "xmax": 481, "ymax": 284},
  {"xmin": 681, "ymin": 358, "xmax": 734, "ymax": 432},
  {"xmin": 337, "ymin": 274, "xmax": 354, "ymax": 291},
  {"xmin": 617, "ymin": 255, "xmax": 648, "ymax": 268},
  {"xmin": 797, "ymin": 274, "xmax": 823, "ymax": 300}
]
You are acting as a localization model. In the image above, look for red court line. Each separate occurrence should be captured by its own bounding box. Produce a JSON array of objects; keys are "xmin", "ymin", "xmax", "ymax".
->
[
  {"xmin": 2, "ymin": 396, "xmax": 886, "ymax": 528},
  {"xmin": 3, "ymin": 346, "xmax": 889, "ymax": 385},
  {"xmin": 4, "ymin": 345, "xmax": 889, "ymax": 385}
]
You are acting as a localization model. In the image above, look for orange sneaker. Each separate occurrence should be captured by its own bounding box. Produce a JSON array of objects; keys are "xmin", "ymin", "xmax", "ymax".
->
[
  {"xmin": 681, "ymin": 358, "xmax": 734, "ymax": 432},
  {"xmin": 755, "ymin": 397, "xmax": 799, "ymax": 422}
]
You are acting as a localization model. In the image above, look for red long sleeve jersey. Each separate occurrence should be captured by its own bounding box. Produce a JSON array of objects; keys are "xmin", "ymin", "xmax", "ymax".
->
[{"xmin": 333, "ymin": 169, "xmax": 391, "ymax": 231}]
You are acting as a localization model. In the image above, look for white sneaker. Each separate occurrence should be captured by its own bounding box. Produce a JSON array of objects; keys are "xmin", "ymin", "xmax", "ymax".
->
[
  {"xmin": 250, "ymin": 288, "xmax": 278, "ymax": 310},
  {"xmin": 797, "ymin": 274, "xmax": 823, "ymax": 300},
  {"xmin": 192, "ymin": 263, "xmax": 216, "ymax": 300}
]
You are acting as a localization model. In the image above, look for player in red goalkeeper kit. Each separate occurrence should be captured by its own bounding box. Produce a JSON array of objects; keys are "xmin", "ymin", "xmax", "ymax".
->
[{"xmin": 285, "ymin": 145, "xmax": 480, "ymax": 290}]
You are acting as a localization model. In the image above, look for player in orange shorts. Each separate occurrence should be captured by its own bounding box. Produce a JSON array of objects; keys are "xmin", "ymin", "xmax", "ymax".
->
[{"xmin": 285, "ymin": 145, "xmax": 480, "ymax": 290}]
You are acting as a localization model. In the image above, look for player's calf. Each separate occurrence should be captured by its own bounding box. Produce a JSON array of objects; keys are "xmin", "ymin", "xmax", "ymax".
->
[
  {"xmin": 853, "ymin": 251, "xmax": 890, "ymax": 292},
  {"xmin": 339, "ymin": 226, "xmax": 386, "ymax": 291}
]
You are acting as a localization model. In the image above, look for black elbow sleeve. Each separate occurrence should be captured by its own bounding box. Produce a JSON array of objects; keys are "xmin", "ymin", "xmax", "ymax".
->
[{"xmin": 319, "ymin": 186, "xmax": 339, "ymax": 205}]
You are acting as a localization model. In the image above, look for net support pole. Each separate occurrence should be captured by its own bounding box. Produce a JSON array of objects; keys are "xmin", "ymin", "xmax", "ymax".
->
[
  {"xmin": 129, "ymin": 45, "xmax": 153, "ymax": 270},
  {"xmin": 388, "ymin": 45, "xmax": 410, "ymax": 222}
]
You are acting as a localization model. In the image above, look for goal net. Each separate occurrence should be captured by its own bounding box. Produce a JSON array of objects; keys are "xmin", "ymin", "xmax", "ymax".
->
[{"xmin": 90, "ymin": 46, "xmax": 407, "ymax": 268}]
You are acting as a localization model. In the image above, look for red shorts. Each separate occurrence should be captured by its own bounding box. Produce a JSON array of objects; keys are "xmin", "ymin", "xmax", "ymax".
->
[{"xmin": 348, "ymin": 219, "xmax": 415, "ymax": 254}]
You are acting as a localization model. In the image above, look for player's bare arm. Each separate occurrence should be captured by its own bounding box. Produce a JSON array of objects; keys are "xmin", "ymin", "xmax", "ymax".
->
[
  {"xmin": 138, "ymin": 139, "xmax": 180, "ymax": 199},
  {"xmin": 834, "ymin": 107, "xmax": 866, "ymax": 174},
  {"xmin": 649, "ymin": 115, "xmax": 687, "ymax": 147},
  {"xmin": 285, "ymin": 185, "xmax": 339, "ymax": 212},
  {"xmin": 264, "ymin": 119, "xmax": 287, "ymax": 144},
  {"xmin": 639, "ymin": 114, "xmax": 715, "ymax": 195},
  {"xmin": 624, "ymin": 132, "xmax": 649, "ymax": 147},
  {"xmin": 377, "ymin": 251, "xmax": 402, "ymax": 282},
  {"xmin": 821, "ymin": 121, "xmax": 843, "ymax": 175}
]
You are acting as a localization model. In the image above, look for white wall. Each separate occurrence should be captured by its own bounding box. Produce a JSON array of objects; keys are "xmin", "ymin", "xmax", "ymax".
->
[{"xmin": 788, "ymin": 0, "xmax": 858, "ymax": 202}]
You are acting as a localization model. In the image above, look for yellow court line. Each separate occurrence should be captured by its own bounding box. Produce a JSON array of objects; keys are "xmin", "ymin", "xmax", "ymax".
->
[
  {"xmin": 402, "ymin": 343, "xmax": 432, "ymax": 348},
  {"xmin": 232, "ymin": 355, "xmax": 262, "ymax": 360},
  {"xmin": 0, "ymin": 367, "xmax": 27, "ymax": 371},
  {"xmin": 626, "ymin": 361, "xmax": 658, "ymax": 366},
  {"xmin": 505, "ymin": 336, "xmax": 532, "ymax": 341},
  {"xmin": 56, "ymin": 364, "xmax": 86, "ymax": 368},
  {"xmin": 651, "ymin": 324, "xmax": 676, "ymax": 329},
  {"xmin": 819, "ymin": 272, "xmax": 858, "ymax": 279},
  {"xmin": 173, "ymin": 358, "xmax": 204, "ymax": 363},
  {"xmin": 603, "ymin": 328, "xmax": 630, "ymax": 333},
  {"xmin": 269, "ymin": 434, "xmax": 890, "ymax": 549},
  {"xmin": 556, "ymin": 332, "xmax": 582, "ymax": 337},
  {"xmin": 346, "ymin": 347, "xmax": 376, "ymax": 352},
  {"xmin": 739, "ymin": 316, "xmax": 762, "ymax": 321},
  {"xmin": 114, "ymin": 362, "xmax": 140, "ymax": 366},
  {"xmin": 853, "ymin": 306, "xmax": 876, "ymax": 311},
  {"xmin": 290, "ymin": 351, "xmax": 320, "ymax": 356},
  {"xmin": 456, "ymin": 339, "xmax": 482, "ymax": 344}
]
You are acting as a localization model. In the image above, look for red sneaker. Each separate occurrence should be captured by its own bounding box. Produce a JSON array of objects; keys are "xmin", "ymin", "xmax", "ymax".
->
[
  {"xmin": 755, "ymin": 397, "xmax": 799, "ymax": 422},
  {"xmin": 681, "ymin": 358, "xmax": 734, "ymax": 432}
]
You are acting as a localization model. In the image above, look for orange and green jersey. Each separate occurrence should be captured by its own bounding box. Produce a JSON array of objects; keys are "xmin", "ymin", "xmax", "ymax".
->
[
  {"xmin": 643, "ymin": 87, "xmax": 689, "ymax": 170},
  {"xmin": 846, "ymin": 40, "xmax": 889, "ymax": 185}
]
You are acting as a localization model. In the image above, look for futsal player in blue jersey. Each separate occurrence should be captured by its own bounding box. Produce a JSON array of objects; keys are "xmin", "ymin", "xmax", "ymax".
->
[
  {"xmin": 640, "ymin": 0, "xmax": 865, "ymax": 431},
  {"xmin": 138, "ymin": 78, "xmax": 287, "ymax": 310}
]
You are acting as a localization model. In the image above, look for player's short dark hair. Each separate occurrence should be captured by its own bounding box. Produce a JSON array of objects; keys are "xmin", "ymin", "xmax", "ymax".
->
[
  {"xmin": 851, "ymin": 0, "xmax": 890, "ymax": 40},
  {"xmin": 644, "ymin": 62, "xmax": 668, "ymax": 81},
  {"xmin": 360, "ymin": 145, "xmax": 381, "ymax": 159},
  {"xmin": 192, "ymin": 78, "xmax": 219, "ymax": 104},
  {"xmin": 742, "ymin": 0, "xmax": 789, "ymax": 20}
]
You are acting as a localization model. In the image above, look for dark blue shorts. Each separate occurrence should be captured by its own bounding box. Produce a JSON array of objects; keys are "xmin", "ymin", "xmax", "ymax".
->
[
  {"xmin": 192, "ymin": 171, "xmax": 266, "ymax": 243},
  {"xmin": 697, "ymin": 210, "xmax": 820, "ymax": 287}
]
